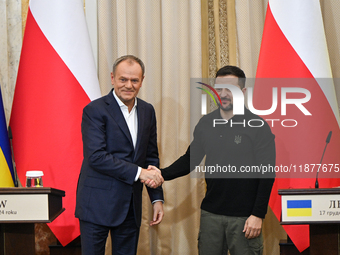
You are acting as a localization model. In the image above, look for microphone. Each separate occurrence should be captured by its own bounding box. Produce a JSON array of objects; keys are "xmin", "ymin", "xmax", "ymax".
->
[
  {"xmin": 315, "ymin": 131, "xmax": 332, "ymax": 188},
  {"xmin": 8, "ymin": 126, "xmax": 19, "ymax": 187}
]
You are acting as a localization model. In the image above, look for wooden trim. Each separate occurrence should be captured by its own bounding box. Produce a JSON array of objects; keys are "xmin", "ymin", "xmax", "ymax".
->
[
  {"xmin": 201, "ymin": 0, "xmax": 209, "ymax": 78},
  {"xmin": 22, "ymin": 0, "xmax": 29, "ymax": 37},
  {"xmin": 226, "ymin": 0, "xmax": 237, "ymax": 65},
  {"xmin": 278, "ymin": 188, "xmax": 340, "ymax": 195},
  {"xmin": 213, "ymin": 0, "xmax": 221, "ymax": 70},
  {"xmin": 0, "ymin": 187, "xmax": 65, "ymax": 196},
  {"xmin": 281, "ymin": 221, "xmax": 340, "ymax": 225}
]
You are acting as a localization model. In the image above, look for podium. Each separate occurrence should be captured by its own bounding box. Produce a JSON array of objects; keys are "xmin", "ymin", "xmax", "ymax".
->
[
  {"xmin": 0, "ymin": 187, "xmax": 65, "ymax": 255},
  {"xmin": 279, "ymin": 188, "xmax": 340, "ymax": 255}
]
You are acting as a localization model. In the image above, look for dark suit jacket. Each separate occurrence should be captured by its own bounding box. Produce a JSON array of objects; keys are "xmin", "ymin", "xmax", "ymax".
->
[{"xmin": 75, "ymin": 90, "xmax": 163, "ymax": 227}]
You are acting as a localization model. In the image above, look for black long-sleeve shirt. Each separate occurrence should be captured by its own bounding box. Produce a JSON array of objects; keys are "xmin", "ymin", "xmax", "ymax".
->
[{"xmin": 162, "ymin": 108, "xmax": 275, "ymax": 218}]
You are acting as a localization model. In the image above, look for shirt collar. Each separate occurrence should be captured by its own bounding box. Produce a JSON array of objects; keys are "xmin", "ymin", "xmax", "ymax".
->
[{"xmin": 113, "ymin": 90, "xmax": 137, "ymax": 109}]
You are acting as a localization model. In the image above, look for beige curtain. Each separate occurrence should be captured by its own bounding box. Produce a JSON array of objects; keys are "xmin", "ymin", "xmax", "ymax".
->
[
  {"xmin": 97, "ymin": 1, "xmax": 204, "ymax": 254},
  {"xmin": 320, "ymin": 0, "xmax": 340, "ymax": 99},
  {"xmin": 0, "ymin": 0, "xmax": 23, "ymax": 124}
]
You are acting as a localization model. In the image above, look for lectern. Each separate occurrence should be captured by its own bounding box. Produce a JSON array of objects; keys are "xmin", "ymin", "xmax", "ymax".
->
[
  {"xmin": 279, "ymin": 188, "xmax": 340, "ymax": 255},
  {"xmin": 0, "ymin": 187, "xmax": 65, "ymax": 255}
]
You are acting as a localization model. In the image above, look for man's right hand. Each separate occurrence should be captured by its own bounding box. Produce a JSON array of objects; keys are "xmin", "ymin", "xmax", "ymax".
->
[{"xmin": 139, "ymin": 167, "xmax": 164, "ymax": 188}]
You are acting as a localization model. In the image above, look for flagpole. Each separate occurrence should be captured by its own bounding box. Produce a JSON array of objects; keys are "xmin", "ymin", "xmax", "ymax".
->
[{"xmin": 8, "ymin": 126, "xmax": 19, "ymax": 187}]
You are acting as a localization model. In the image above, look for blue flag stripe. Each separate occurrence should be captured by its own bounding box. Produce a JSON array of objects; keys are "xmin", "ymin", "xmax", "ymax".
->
[
  {"xmin": 0, "ymin": 87, "xmax": 15, "ymax": 180},
  {"xmin": 287, "ymin": 200, "xmax": 312, "ymax": 209}
]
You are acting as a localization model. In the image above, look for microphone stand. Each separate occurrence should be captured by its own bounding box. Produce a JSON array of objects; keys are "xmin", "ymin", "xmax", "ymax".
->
[{"xmin": 315, "ymin": 131, "xmax": 332, "ymax": 189}]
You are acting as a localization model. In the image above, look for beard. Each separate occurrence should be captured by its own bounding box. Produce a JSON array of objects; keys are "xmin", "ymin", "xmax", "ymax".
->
[{"xmin": 219, "ymin": 98, "xmax": 233, "ymax": 112}]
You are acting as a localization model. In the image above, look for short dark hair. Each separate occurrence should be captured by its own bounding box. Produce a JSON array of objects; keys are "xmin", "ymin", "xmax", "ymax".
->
[
  {"xmin": 215, "ymin": 65, "xmax": 246, "ymax": 89},
  {"xmin": 112, "ymin": 55, "xmax": 145, "ymax": 76}
]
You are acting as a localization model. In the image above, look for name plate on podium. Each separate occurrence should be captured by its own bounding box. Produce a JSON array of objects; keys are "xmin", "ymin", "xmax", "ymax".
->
[
  {"xmin": 279, "ymin": 188, "xmax": 340, "ymax": 224},
  {"xmin": 0, "ymin": 187, "xmax": 65, "ymax": 223}
]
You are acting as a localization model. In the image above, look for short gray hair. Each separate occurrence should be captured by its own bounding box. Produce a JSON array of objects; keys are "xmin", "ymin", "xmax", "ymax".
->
[{"xmin": 112, "ymin": 55, "xmax": 145, "ymax": 76}]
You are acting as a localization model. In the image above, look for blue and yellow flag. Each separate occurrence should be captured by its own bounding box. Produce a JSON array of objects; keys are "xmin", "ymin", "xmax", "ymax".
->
[
  {"xmin": 0, "ymin": 87, "xmax": 15, "ymax": 187},
  {"xmin": 287, "ymin": 200, "xmax": 312, "ymax": 217}
]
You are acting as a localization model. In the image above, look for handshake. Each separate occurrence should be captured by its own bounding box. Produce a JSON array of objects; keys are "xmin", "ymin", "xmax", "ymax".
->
[{"xmin": 139, "ymin": 166, "xmax": 164, "ymax": 188}]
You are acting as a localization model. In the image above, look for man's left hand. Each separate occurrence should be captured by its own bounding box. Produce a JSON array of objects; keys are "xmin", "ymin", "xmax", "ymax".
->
[
  {"xmin": 243, "ymin": 215, "xmax": 262, "ymax": 239},
  {"xmin": 150, "ymin": 201, "xmax": 164, "ymax": 226}
]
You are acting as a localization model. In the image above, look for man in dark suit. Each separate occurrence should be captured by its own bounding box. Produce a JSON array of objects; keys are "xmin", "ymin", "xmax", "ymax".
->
[{"xmin": 75, "ymin": 55, "xmax": 164, "ymax": 255}]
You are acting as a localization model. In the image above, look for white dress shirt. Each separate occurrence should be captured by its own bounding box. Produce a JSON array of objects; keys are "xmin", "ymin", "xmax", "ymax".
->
[{"xmin": 113, "ymin": 91, "xmax": 141, "ymax": 181}]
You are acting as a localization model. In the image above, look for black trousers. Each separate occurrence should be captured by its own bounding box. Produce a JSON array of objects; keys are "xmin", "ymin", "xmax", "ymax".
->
[{"xmin": 79, "ymin": 199, "xmax": 140, "ymax": 255}]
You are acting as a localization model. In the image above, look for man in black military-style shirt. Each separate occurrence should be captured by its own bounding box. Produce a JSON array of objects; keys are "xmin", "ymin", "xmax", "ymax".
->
[{"xmin": 149, "ymin": 65, "xmax": 275, "ymax": 255}]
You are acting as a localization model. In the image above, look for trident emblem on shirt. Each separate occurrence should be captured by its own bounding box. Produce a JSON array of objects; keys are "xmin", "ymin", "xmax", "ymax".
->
[{"xmin": 234, "ymin": 135, "xmax": 242, "ymax": 144}]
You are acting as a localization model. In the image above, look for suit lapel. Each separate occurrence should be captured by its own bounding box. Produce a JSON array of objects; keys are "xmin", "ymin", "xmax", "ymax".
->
[
  {"xmin": 105, "ymin": 90, "xmax": 134, "ymax": 148},
  {"xmin": 134, "ymin": 98, "xmax": 145, "ymax": 159}
]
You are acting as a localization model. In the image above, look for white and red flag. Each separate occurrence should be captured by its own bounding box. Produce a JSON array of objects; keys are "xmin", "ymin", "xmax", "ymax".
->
[
  {"xmin": 10, "ymin": 0, "xmax": 101, "ymax": 245},
  {"xmin": 254, "ymin": 0, "xmax": 340, "ymax": 252}
]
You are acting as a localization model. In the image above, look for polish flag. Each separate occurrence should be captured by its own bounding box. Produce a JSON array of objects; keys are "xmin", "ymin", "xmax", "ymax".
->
[
  {"xmin": 10, "ymin": 0, "xmax": 101, "ymax": 245},
  {"xmin": 254, "ymin": 0, "xmax": 340, "ymax": 252}
]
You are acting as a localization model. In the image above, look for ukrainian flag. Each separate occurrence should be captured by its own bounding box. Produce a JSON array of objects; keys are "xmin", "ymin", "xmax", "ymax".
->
[
  {"xmin": 0, "ymin": 87, "xmax": 15, "ymax": 187},
  {"xmin": 287, "ymin": 200, "xmax": 312, "ymax": 217}
]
